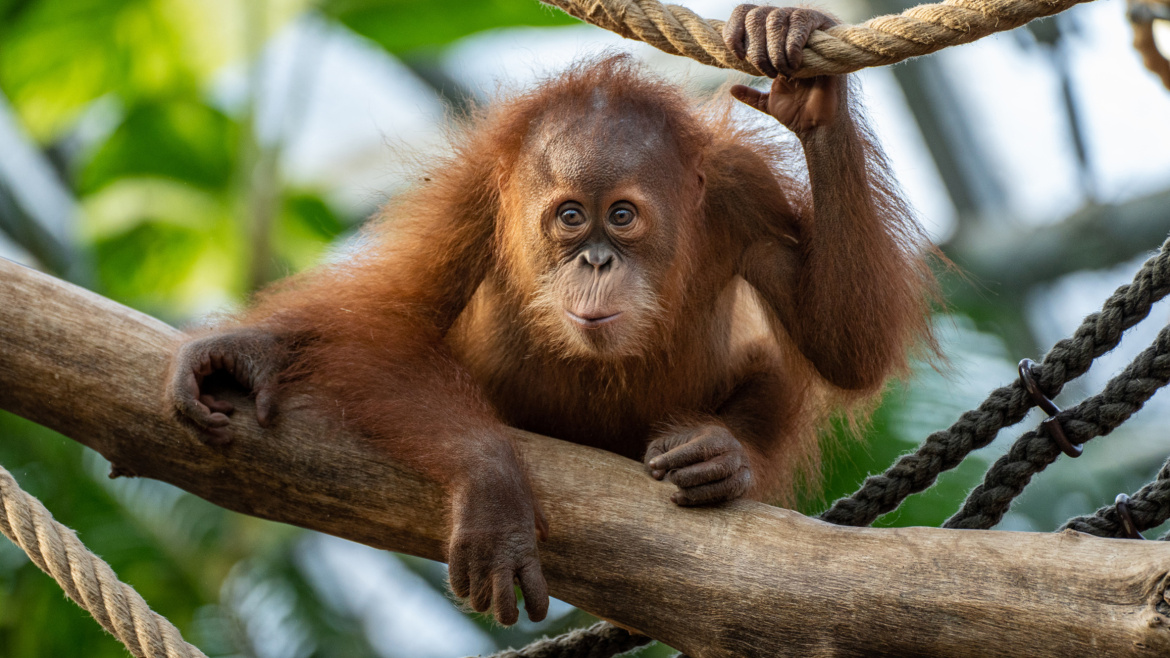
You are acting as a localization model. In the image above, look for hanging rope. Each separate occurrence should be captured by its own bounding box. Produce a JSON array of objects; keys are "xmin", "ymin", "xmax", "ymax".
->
[
  {"xmin": 820, "ymin": 237, "xmax": 1170, "ymax": 527},
  {"xmin": 946, "ymin": 321, "xmax": 1170, "ymax": 529},
  {"xmin": 0, "ymin": 464, "xmax": 207, "ymax": 658},
  {"xmin": 539, "ymin": 0, "xmax": 1095, "ymax": 78}
]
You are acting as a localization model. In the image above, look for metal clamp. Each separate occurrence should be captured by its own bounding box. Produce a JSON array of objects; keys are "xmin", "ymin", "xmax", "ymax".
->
[
  {"xmin": 1017, "ymin": 359, "xmax": 1083, "ymax": 458},
  {"xmin": 1114, "ymin": 493, "xmax": 1145, "ymax": 539}
]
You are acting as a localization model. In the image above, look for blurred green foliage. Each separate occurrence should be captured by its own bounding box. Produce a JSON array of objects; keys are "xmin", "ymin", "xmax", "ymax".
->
[
  {"xmin": 80, "ymin": 100, "xmax": 239, "ymax": 194},
  {"xmin": 0, "ymin": 0, "xmax": 1167, "ymax": 656},
  {"xmin": 322, "ymin": 0, "xmax": 575, "ymax": 53},
  {"xmin": 1, "ymin": 0, "xmax": 202, "ymax": 140}
]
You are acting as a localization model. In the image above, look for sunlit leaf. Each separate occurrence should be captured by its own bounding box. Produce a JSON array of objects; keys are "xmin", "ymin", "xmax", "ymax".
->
[
  {"xmin": 272, "ymin": 192, "xmax": 349, "ymax": 273},
  {"xmin": 0, "ymin": 0, "xmax": 313, "ymax": 141},
  {"xmin": 79, "ymin": 100, "xmax": 238, "ymax": 194},
  {"xmin": 81, "ymin": 178, "xmax": 225, "ymax": 237},
  {"xmin": 321, "ymin": 0, "xmax": 576, "ymax": 54},
  {"xmin": 0, "ymin": 0, "xmax": 196, "ymax": 140},
  {"xmin": 93, "ymin": 220, "xmax": 206, "ymax": 308}
]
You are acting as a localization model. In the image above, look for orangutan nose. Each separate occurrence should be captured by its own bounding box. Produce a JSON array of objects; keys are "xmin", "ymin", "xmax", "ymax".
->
[{"xmin": 578, "ymin": 245, "xmax": 615, "ymax": 273}]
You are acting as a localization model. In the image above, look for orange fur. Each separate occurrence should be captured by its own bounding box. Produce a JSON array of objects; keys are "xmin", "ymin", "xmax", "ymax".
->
[{"xmin": 232, "ymin": 55, "xmax": 935, "ymax": 506}]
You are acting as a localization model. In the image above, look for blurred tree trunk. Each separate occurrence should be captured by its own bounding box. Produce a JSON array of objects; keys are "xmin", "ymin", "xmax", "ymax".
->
[{"xmin": 0, "ymin": 94, "xmax": 89, "ymax": 284}]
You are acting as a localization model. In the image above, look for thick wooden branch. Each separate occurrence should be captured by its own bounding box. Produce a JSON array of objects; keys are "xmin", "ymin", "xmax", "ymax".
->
[{"xmin": 2, "ymin": 257, "xmax": 1170, "ymax": 657}]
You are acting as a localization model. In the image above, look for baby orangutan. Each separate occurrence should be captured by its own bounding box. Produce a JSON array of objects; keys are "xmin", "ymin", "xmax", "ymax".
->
[{"xmin": 169, "ymin": 6, "xmax": 934, "ymax": 625}]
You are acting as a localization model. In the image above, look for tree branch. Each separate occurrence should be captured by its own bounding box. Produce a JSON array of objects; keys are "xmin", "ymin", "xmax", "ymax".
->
[
  {"xmin": 2, "ymin": 257, "xmax": 1170, "ymax": 657},
  {"xmin": 945, "ymin": 188, "xmax": 1170, "ymax": 302}
]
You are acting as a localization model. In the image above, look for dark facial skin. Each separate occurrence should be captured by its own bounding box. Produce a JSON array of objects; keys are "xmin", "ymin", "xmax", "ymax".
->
[
  {"xmin": 506, "ymin": 108, "xmax": 695, "ymax": 358},
  {"xmin": 554, "ymin": 198, "xmax": 638, "ymax": 322},
  {"xmin": 168, "ymin": 5, "xmax": 934, "ymax": 629}
]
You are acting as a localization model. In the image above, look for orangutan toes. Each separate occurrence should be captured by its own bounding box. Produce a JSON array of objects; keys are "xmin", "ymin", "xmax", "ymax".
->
[{"xmin": 169, "ymin": 329, "xmax": 287, "ymax": 444}]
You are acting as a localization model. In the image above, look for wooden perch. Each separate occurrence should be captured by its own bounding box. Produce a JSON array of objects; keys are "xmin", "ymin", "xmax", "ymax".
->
[{"xmin": 2, "ymin": 257, "xmax": 1170, "ymax": 657}]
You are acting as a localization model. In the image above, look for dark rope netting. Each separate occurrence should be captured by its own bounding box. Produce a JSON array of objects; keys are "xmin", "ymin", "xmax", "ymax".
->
[
  {"xmin": 477, "ymin": 622, "xmax": 652, "ymax": 658},
  {"xmin": 946, "ymin": 321, "xmax": 1170, "ymax": 529},
  {"xmin": 1060, "ymin": 456, "xmax": 1170, "ymax": 540},
  {"xmin": 819, "ymin": 239, "xmax": 1170, "ymax": 527}
]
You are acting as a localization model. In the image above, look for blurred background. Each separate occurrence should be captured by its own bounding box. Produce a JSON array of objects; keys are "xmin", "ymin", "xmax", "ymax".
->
[{"xmin": 2, "ymin": 0, "xmax": 1170, "ymax": 655}]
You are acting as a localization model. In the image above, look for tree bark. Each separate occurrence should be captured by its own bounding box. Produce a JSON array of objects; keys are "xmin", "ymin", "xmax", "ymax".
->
[{"xmin": 2, "ymin": 257, "xmax": 1170, "ymax": 657}]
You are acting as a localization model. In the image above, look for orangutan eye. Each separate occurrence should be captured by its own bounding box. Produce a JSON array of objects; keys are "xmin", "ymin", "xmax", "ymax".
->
[
  {"xmin": 558, "ymin": 204, "xmax": 586, "ymax": 227},
  {"xmin": 609, "ymin": 203, "xmax": 636, "ymax": 227}
]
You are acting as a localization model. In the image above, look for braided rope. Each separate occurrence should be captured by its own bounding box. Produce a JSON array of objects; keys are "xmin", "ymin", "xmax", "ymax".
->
[
  {"xmin": 479, "ymin": 621, "xmax": 652, "ymax": 657},
  {"xmin": 1060, "ymin": 456, "xmax": 1170, "ymax": 538},
  {"xmin": 820, "ymin": 238, "xmax": 1170, "ymax": 527},
  {"xmin": 945, "ymin": 321, "xmax": 1170, "ymax": 529},
  {"xmin": 0, "ymin": 464, "xmax": 207, "ymax": 658},
  {"xmin": 539, "ymin": 0, "xmax": 1093, "ymax": 78}
]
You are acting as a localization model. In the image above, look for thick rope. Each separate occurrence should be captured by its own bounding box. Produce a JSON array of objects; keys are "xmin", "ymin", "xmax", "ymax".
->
[
  {"xmin": 946, "ymin": 322, "xmax": 1170, "ymax": 529},
  {"xmin": 1060, "ymin": 456, "xmax": 1170, "ymax": 538},
  {"xmin": 477, "ymin": 621, "xmax": 653, "ymax": 658},
  {"xmin": 820, "ymin": 238, "xmax": 1170, "ymax": 527},
  {"xmin": 539, "ymin": 0, "xmax": 1093, "ymax": 78},
  {"xmin": 0, "ymin": 464, "xmax": 207, "ymax": 658}
]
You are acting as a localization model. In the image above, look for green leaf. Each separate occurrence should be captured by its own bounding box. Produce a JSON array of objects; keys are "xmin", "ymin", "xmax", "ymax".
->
[
  {"xmin": 93, "ymin": 220, "xmax": 206, "ymax": 309},
  {"xmin": 284, "ymin": 193, "xmax": 346, "ymax": 240},
  {"xmin": 0, "ymin": 0, "xmax": 198, "ymax": 140},
  {"xmin": 321, "ymin": 0, "xmax": 577, "ymax": 54},
  {"xmin": 79, "ymin": 100, "xmax": 238, "ymax": 195},
  {"xmin": 273, "ymin": 192, "xmax": 350, "ymax": 272}
]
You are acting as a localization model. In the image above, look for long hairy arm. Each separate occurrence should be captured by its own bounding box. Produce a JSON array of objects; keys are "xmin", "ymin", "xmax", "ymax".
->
[
  {"xmin": 172, "ymin": 142, "xmax": 549, "ymax": 625},
  {"xmin": 720, "ymin": 5, "xmax": 937, "ymax": 393},
  {"xmin": 730, "ymin": 85, "xmax": 936, "ymax": 393}
]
